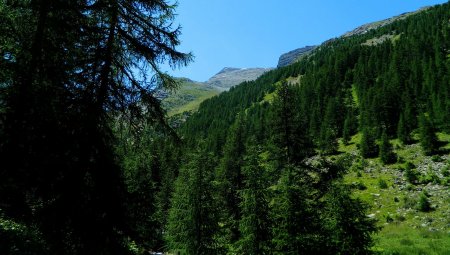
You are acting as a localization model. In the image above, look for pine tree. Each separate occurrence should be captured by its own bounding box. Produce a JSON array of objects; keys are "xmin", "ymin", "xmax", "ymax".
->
[
  {"xmin": 397, "ymin": 113, "xmax": 411, "ymax": 144},
  {"xmin": 271, "ymin": 165, "xmax": 311, "ymax": 254},
  {"xmin": 270, "ymin": 81, "xmax": 312, "ymax": 166},
  {"xmin": 319, "ymin": 98, "xmax": 340, "ymax": 154},
  {"xmin": 216, "ymin": 114, "xmax": 246, "ymax": 248},
  {"xmin": 379, "ymin": 130, "xmax": 396, "ymax": 165},
  {"xmin": 166, "ymin": 148, "xmax": 219, "ymax": 255},
  {"xmin": 360, "ymin": 128, "xmax": 378, "ymax": 158},
  {"xmin": 323, "ymin": 185, "xmax": 377, "ymax": 254},
  {"xmin": 154, "ymin": 140, "xmax": 180, "ymax": 250},
  {"xmin": 342, "ymin": 114, "xmax": 352, "ymax": 145},
  {"xmin": 418, "ymin": 114, "xmax": 439, "ymax": 155},
  {"xmin": 237, "ymin": 146, "xmax": 272, "ymax": 255}
]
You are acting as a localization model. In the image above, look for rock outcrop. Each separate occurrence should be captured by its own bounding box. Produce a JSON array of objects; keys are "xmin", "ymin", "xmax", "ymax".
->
[
  {"xmin": 206, "ymin": 67, "xmax": 273, "ymax": 91},
  {"xmin": 277, "ymin": 46, "xmax": 317, "ymax": 67}
]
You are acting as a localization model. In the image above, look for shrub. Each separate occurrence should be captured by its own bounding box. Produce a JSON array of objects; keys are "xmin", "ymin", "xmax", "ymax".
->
[
  {"xmin": 394, "ymin": 214, "xmax": 406, "ymax": 222},
  {"xmin": 405, "ymin": 162, "xmax": 415, "ymax": 171},
  {"xmin": 378, "ymin": 179, "xmax": 388, "ymax": 189},
  {"xmin": 356, "ymin": 182, "xmax": 367, "ymax": 190},
  {"xmin": 417, "ymin": 192, "xmax": 431, "ymax": 212},
  {"xmin": 427, "ymin": 166, "xmax": 439, "ymax": 184},
  {"xmin": 385, "ymin": 214, "xmax": 394, "ymax": 223},
  {"xmin": 420, "ymin": 169, "xmax": 439, "ymax": 184},
  {"xmin": 443, "ymin": 177, "xmax": 450, "ymax": 186},
  {"xmin": 350, "ymin": 181, "xmax": 367, "ymax": 190},
  {"xmin": 403, "ymin": 195, "xmax": 418, "ymax": 209},
  {"xmin": 405, "ymin": 167, "xmax": 419, "ymax": 184},
  {"xmin": 441, "ymin": 166, "xmax": 450, "ymax": 177},
  {"xmin": 431, "ymin": 155, "xmax": 443, "ymax": 162}
]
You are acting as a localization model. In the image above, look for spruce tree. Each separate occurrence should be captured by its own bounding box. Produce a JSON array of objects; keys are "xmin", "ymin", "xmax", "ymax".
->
[
  {"xmin": 319, "ymin": 99, "xmax": 339, "ymax": 154},
  {"xmin": 166, "ymin": 148, "xmax": 219, "ymax": 255},
  {"xmin": 360, "ymin": 128, "xmax": 378, "ymax": 158},
  {"xmin": 216, "ymin": 114, "xmax": 246, "ymax": 248},
  {"xmin": 418, "ymin": 114, "xmax": 439, "ymax": 155},
  {"xmin": 270, "ymin": 81, "xmax": 312, "ymax": 166},
  {"xmin": 342, "ymin": 114, "xmax": 352, "ymax": 145},
  {"xmin": 237, "ymin": 146, "xmax": 272, "ymax": 255},
  {"xmin": 323, "ymin": 185, "xmax": 377, "ymax": 254},
  {"xmin": 379, "ymin": 130, "xmax": 396, "ymax": 164},
  {"xmin": 271, "ymin": 165, "xmax": 311, "ymax": 254},
  {"xmin": 397, "ymin": 113, "xmax": 411, "ymax": 144}
]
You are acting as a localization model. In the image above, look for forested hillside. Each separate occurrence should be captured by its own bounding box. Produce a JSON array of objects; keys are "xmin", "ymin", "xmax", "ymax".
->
[
  {"xmin": 1, "ymin": 1, "xmax": 449, "ymax": 255},
  {"xmin": 181, "ymin": 3, "xmax": 450, "ymax": 153},
  {"xmin": 168, "ymin": 2, "xmax": 450, "ymax": 254}
]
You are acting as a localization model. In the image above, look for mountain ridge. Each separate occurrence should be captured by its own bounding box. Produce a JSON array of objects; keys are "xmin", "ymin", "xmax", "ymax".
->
[
  {"xmin": 206, "ymin": 67, "xmax": 273, "ymax": 91},
  {"xmin": 162, "ymin": 67, "xmax": 272, "ymax": 116},
  {"xmin": 277, "ymin": 5, "xmax": 431, "ymax": 67}
]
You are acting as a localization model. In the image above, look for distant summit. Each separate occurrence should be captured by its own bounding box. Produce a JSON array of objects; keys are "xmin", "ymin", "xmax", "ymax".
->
[
  {"xmin": 161, "ymin": 67, "xmax": 272, "ymax": 116},
  {"xmin": 206, "ymin": 67, "xmax": 273, "ymax": 91},
  {"xmin": 277, "ymin": 46, "xmax": 316, "ymax": 67},
  {"xmin": 214, "ymin": 67, "xmax": 242, "ymax": 75}
]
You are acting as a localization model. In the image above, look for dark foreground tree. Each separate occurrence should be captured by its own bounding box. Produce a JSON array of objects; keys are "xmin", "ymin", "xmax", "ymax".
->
[{"xmin": 0, "ymin": 0, "xmax": 191, "ymax": 253}]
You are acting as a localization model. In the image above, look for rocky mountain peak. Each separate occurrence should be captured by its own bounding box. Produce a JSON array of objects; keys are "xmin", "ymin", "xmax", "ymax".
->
[{"xmin": 206, "ymin": 67, "xmax": 273, "ymax": 91}]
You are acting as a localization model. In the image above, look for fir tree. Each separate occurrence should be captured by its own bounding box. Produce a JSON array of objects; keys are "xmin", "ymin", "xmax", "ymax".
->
[
  {"xmin": 270, "ymin": 81, "xmax": 312, "ymax": 166},
  {"xmin": 379, "ymin": 130, "xmax": 396, "ymax": 165},
  {"xmin": 342, "ymin": 114, "xmax": 352, "ymax": 145},
  {"xmin": 323, "ymin": 185, "xmax": 377, "ymax": 254},
  {"xmin": 360, "ymin": 128, "xmax": 378, "ymax": 158},
  {"xmin": 397, "ymin": 113, "xmax": 411, "ymax": 144},
  {"xmin": 418, "ymin": 114, "xmax": 439, "ymax": 155},
  {"xmin": 271, "ymin": 165, "xmax": 311, "ymax": 254},
  {"xmin": 216, "ymin": 114, "xmax": 246, "ymax": 248},
  {"xmin": 237, "ymin": 146, "xmax": 272, "ymax": 255},
  {"xmin": 319, "ymin": 98, "xmax": 340, "ymax": 154},
  {"xmin": 166, "ymin": 148, "xmax": 219, "ymax": 255}
]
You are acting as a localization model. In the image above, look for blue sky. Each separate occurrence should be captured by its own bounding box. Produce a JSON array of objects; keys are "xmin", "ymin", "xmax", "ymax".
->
[{"xmin": 166, "ymin": 0, "xmax": 448, "ymax": 81}]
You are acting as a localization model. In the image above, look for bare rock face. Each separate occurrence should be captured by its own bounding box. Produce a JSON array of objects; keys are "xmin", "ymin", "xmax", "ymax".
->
[
  {"xmin": 341, "ymin": 7, "xmax": 430, "ymax": 38},
  {"xmin": 277, "ymin": 46, "xmax": 317, "ymax": 68},
  {"xmin": 206, "ymin": 67, "xmax": 273, "ymax": 91}
]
